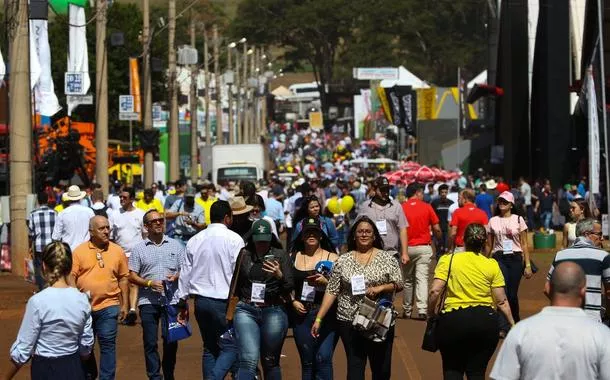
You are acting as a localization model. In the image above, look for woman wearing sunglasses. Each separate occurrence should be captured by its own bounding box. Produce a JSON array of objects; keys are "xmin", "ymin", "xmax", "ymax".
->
[
  {"xmin": 290, "ymin": 217, "xmax": 338, "ymax": 380},
  {"xmin": 487, "ymin": 191, "xmax": 531, "ymax": 337},
  {"xmin": 291, "ymin": 196, "xmax": 340, "ymax": 251}
]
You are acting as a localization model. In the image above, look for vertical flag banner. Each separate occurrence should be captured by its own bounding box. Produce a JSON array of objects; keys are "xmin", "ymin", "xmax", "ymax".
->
[
  {"xmin": 67, "ymin": 4, "xmax": 90, "ymax": 114},
  {"xmin": 0, "ymin": 47, "xmax": 6, "ymax": 84},
  {"xmin": 129, "ymin": 57, "xmax": 142, "ymax": 120},
  {"xmin": 30, "ymin": 19, "xmax": 61, "ymax": 116},
  {"xmin": 586, "ymin": 67, "xmax": 600, "ymax": 194},
  {"xmin": 376, "ymin": 86, "xmax": 392, "ymax": 123}
]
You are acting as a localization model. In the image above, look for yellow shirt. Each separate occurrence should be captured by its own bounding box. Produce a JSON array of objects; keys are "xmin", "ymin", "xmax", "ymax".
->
[
  {"xmin": 136, "ymin": 198, "xmax": 164, "ymax": 213},
  {"xmin": 195, "ymin": 196, "xmax": 217, "ymax": 225},
  {"xmin": 54, "ymin": 204, "xmax": 64, "ymax": 213},
  {"xmin": 434, "ymin": 251, "xmax": 505, "ymax": 313}
]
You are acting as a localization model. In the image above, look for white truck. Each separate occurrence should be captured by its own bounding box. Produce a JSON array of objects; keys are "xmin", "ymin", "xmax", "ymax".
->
[{"xmin": 202, "ymin": 144, "xmax": 267, "ymax": 184}]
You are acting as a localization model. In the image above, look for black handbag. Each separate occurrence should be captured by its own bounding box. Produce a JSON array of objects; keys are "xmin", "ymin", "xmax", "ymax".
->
[{"xmin": 422, "ymin": 253, "xmax": 454, "ymax": 352}]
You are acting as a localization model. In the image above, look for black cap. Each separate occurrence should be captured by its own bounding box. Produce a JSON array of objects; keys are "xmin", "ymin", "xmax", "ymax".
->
[
  {"xmin": 375, "ymin": 176, "xmax": 390, "ymax": 188},
  {"xmin": 302, "ymin": 217, "xmax": 322, "ymax": 235}
]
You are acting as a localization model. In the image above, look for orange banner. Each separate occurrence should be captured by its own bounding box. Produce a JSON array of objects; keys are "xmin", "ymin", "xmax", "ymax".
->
[{"xmin": 129, "ymin": 58, "xmax": 141, "ymax": 121}]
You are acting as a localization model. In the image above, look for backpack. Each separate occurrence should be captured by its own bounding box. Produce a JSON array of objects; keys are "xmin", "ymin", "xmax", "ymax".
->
[{"xmin": 92, "ymin": 205, "xmax": 108, "ymax": 218}]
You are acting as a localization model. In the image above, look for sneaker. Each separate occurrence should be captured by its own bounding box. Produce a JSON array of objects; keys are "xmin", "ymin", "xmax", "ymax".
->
[
  {"xmin": 122, "ymin": 310, "xmax": 137, "ymax": 326},
  {"xmin": 401, "ymin": 310, "xmax": 411, "ymax": 319}
]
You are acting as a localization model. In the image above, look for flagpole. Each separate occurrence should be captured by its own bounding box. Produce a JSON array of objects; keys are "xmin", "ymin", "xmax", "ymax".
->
[
  {"xmin": 597, "ymin": 0, "xmax": 609, "ymax": 222},
  {"xmin": 457, "ymin": 67, "xmax": 461, "ymax": 170}
]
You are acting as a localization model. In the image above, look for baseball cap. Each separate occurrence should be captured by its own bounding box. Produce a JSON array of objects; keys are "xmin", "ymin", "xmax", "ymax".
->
[
  {"xmin": 375, "ymin": 176, "xmax": 390, "ymax": 188},
  {"xmin": 302, "ymin": 217, "xmax": 322, "ymax": 235},
  {"xmin": 498, "ymin": 191, "xmax": 514, "ymax": 204},
  {"xmin": 185, "ymin": 187, "xmax": 197, "ymax": 197},
  {"xmin": 252, "ymin": 219, "xmax": 273, "ymax": 242}
]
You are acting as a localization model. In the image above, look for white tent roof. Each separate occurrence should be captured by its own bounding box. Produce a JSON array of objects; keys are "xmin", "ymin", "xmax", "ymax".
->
[
  {"xmin": 380, "ymin": 66, "xmax": 429, "ymax": 89},
  {"xmin": 271, "ymin": 85, "xmax": 292, "ymax": 99},
  {"xmin": 467, "ymin": 70, "xmax": 487, "ymax": 88}
]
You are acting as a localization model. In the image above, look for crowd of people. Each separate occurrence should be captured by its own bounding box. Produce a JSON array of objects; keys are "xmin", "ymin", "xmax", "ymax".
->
[{"xmin": 5, "ymin": 163, "xmax": 610, "ymax": 379}]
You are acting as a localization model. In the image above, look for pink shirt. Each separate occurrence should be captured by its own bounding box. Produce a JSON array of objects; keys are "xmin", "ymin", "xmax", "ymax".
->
[{"xmin": 487, "ymin": 215, "xmax": 528, "ymax": 253}]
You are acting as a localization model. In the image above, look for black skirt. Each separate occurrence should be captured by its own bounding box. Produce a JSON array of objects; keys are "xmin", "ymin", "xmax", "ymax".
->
[{"xmin": 31, "ymin": 352, "xmax": 86, "ymax": 380}]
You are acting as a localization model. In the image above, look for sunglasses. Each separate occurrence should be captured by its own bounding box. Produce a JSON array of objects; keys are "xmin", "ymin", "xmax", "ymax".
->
[
  {"xmin": 96, "ymin": 252, "xmax": 105, "ymax": 268},
  {"xmin": 146, "ymin": 217, "xmax": 164, "ymax": 225}
]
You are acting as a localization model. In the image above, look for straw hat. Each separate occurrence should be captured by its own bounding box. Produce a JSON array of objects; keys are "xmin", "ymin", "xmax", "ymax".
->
[
  {"xmin": 63, "ymin": 185, "xmax": 86, "ymax": 201},
  {"xmin": 485, "ymin": 179, "xmax": 498, "ymax": 190},
  {"xmin": 229, "ymin": 196, "xmax": 254, "ymax": 215}
]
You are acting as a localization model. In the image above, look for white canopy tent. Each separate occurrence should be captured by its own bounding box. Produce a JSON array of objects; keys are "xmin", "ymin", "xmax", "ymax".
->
[
  {"xmin": 380, "ymin": 66, "xmax": 429, "ymax": 89},
  {"xmin": 467, "ymin": 70, "xmax": 488, "ymax": 88}
]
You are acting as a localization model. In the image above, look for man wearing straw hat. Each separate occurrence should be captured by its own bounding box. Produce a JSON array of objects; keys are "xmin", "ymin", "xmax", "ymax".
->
[{"xmin": 52, "ymin": 185, "xmax": 95, "ymax": 251}]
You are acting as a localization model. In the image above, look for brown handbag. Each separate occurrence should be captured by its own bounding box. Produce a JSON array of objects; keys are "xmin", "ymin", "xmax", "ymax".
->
[{"xmin": 226, "ymin": 250, "xmax": 245, "ymax": 323}]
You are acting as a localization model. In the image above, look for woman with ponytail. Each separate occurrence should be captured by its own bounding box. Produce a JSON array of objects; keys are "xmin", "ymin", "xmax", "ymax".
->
[
  {"xmin": 5, "ymin": 242, "xmax": 93, "ymax": 380},
  {"xmin": 427, "ymin": 224, "xmax": 514, "ymax": 380}
]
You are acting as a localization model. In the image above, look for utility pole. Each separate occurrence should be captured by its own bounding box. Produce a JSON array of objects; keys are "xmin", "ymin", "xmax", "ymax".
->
[
  {"xmin": 254, "ymin": 48, "xmax": 261, "ymax": 141},
  {"xmin": 250, "ymin": 46, "xmax": 256, "ymax": 143},
  {"xmin": 168, "ymin": 0, "xmax": 179, "ymax": 181},
  {"xmin": 189, "ymin": 17, "xmax": 198, "ymax": 181},
  {"xmin": 203, "ymin": 26, "xmax": 211, "ymax": 146},
  {"xmin": 228, "ymin": 45, "xmax": 234, "ymax": 144},
  {"xmin": 142, "ymin": 0, "xmax": 153, "ymax": 187},
  {"xmin": 214, "ymin": 25, "xmax": 222, "ymax": 144},
  {"xmin": 235, "ymin": 42, "xmax": 241, "ymax": 144},
  {"xmin": 9, "ymin": 0, "xmax": 32, "ymax": 276},
  {"xmin": 96, "ymin": 0, "xmax": 109, "ymax": 196},
  {"xmin": 243, "ymin": 44, "xmax": 250, "ymax": 144}
]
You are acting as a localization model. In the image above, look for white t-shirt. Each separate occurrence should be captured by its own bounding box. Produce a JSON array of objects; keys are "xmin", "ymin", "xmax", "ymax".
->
[
  {"xmin": 107, "ymin": 194, "xmax": 121, "ymax": 211},
  {"xmin": 111, "ymin": 208, "xmax": 145, "ymax": 256},
  {"xmin": 521, "ymin": 182, "xmax": 532, "ymax": 206},
  {"xmin": 490, "ymin": 306, "xmax": 610, "ymax": 380}
]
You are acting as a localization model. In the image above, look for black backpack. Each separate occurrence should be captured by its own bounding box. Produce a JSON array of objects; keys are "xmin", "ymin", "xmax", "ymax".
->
[{"xmin": 92, "ymin": 206, "xmax": 109, "ymax": 218}]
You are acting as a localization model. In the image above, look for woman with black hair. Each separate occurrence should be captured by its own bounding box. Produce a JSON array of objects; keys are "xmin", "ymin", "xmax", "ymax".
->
[
  {"xmin": 291, "ymin": 196, "xmax": 340, "ymax": 250},
  {"xmin": 562, "ymin": 197, "xmax": 592, "ymax": 248},
  {"xmin": 312, "ymin": 216, "xmax": 403, "ymax": 380},
  {"xmin": 428, "ymin": 223, "xmax": 514, "ymax": 380}
]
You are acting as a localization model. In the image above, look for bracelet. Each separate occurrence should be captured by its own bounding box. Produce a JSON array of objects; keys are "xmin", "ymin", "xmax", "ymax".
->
[
  {"xmin": 315, "ymin": 317, "xmax": 323, "ymax": 324},
  {"xmin": 146, "ymin": 280, "xmax": 152, "ymax": 288}
]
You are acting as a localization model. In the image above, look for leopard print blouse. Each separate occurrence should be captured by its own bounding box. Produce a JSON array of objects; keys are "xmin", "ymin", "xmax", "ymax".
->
[{"xmin": 326, "ymin": 249, "xmax": 402, "ymax": 322}]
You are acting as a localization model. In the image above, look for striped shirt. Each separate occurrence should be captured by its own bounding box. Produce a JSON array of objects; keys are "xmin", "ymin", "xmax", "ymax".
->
[
  {"xmin": 27, "ymin": 206, "xmax": 56, "ymax": 253},
  {"xmin": 547, "ymin": 238, "xmax": 610, "ymax": 321},
  {"xmin": 129, "ymin": 236, "xmax": 185, "ymax": 306}
]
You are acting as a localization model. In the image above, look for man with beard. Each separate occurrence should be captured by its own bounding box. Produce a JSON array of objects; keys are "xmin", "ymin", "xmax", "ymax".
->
[{"xmin": 356, "ymin": 176, "xmax": 410, "ymax": 265}]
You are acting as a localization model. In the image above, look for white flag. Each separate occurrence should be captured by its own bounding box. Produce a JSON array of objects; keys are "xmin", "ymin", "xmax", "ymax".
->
[
  {"xmin": 586, "ymin": 67, "xmax": 600, "ymax": 194},
  {"xmin": 67, "ymin": 4, "xmax": 91, "ymax": 114},
  {"xmin": 0, "ymin": 47, "xmax": 5, "ymax": 84},
  {"xmin": 30, "ymin": 19, "xmax": 61, "ymax": 117}
]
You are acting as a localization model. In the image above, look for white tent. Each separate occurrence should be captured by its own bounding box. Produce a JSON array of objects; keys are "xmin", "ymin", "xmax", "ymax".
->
[
  {"xmin": 380, "ymin": 66, "xmax": 429, "ymax": 89},
  {"xmin": 271, "ymin": 85, "xmax": 292, "ymax": 100},
  {"xmin": 467, "ymin": 70, "xmax": 487, "ymax": 89}
]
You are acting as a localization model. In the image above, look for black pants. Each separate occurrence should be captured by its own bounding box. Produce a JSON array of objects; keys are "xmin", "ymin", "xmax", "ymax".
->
[
  {"xmin": 437, "ymin": 306, "xmax": 499, "ymax": 380},
  {"xmin": 337, "ymin": 320, "xmax": 394, "ymax": 380},
  {"xmin": 31, "ymin": 352, "xmax": 86, "ymax": 380},
  {"xmin": 492, "ymin": 251, "xmax": 523, "ymax": 330}
]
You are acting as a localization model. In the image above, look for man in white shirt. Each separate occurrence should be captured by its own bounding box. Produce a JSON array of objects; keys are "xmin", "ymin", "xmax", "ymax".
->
[
  {"xmin": 519, "ymin": 177, "xmax": 534, "ymax": 229},
  {"xmin": 490, "ymin": 262, "xmax": 610, "ymax": 380},
  {"xmin": 107, "ymin": 180, "xmax": 122, "ymax": 211},
  {"xmin": 177, "ymin": 200, "xmax": 245, "ymax": 380},
  {"xmin": 110, "ymin": 187, "xmax": 145, "ymax": 325},
  {"xmin": 52, "ymin": 185, "xmax": 95, "ymax": 251}
]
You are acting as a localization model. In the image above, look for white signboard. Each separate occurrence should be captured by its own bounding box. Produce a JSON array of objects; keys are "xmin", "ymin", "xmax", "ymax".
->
[
  {"xmin": 119, "ymin": 112, "xmax": 139, "ymax": 121},
  {"xmin": 353, "ymin": 67, "xmax": 399, "ymax": 81},
  {"xmin": 119, "ymin": 95, "xmax": 134, "ymax": 113},
  {"xmin": 67, "ymin": 94, "xmax": 93, "ymax": 105},
  {"xmin": 65, "ymin": 72, "xmax": 86, "ymax": 95}
]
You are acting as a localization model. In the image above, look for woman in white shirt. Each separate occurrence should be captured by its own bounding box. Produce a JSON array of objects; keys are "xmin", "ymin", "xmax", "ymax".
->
[{"xmin": 5, "ymin": 241, "xmax": 93, "ymax": 380}]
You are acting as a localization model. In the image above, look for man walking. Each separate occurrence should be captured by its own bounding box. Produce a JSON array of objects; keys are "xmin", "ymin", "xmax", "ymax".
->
[
  {"xmin": 491, "ymin": 262, "xmax": 610, "ymax": 380},
  {"xmin": 357, "ymin": 176, "xmax": 409, "ymax": 264},
  {"xmin": 27, "ymin": 191, "xmax": 56, "ymax": 290},
  {"xmin": 110, "ymin": 187, "xmax": 146, "ymax": 325},
  {"xmin": 449, "ymin": 189, "xmax": 489, "ymax": 252},
  {"xmin": 129, "ymin": 210, "xmax": 185, "ymax": 380},
  {"xmin": 177, "ymin": 201, "xmax": 245, "ymax": 380},
  {"xmin": 195, "ymin": 182, "xmax": 217, "ymax": 226},
  {"xmin": 71, "ymin": 215, "xmax": 130, "ymax": 380},
  {"xmin": 519, "ymin": 177, "xmax": 534, "ymax": 229},
  {"xmin": 166, "ymin": 188, "xmax": 206, "ymax": 246},
  {"xmin": 431, "ymin": 184, "xmax": 454, "ymax": 256},
  {"xmin": 52, "ymin": 185, "xmax": 95, "ymax": 251},
  {"xmin": 401, "ymin": 183, "xmax": 441, "ymax": 319},
  {"xmin": 545, "ymin": 218, "xmax": 610, "ymax": 322}
]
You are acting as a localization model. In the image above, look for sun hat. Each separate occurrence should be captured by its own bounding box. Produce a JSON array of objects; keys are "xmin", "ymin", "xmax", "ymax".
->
[
  {"xmin": 252, "ymin": 219, "xmax": 273, "ymax": 242},
  {"xmin": 498, "ymin": 191, "xmax": 515, "ymax": 204},
  {"xmin": 229, "ymin": 196, "xmax": 254, "ymax": 215},
  {"xmin": 485, "ymin": 179, "xmax": 498, "ymax": 190},
  {"xmin": 64, "ymin": 185, "xmax": 86, "ymax": 201}
]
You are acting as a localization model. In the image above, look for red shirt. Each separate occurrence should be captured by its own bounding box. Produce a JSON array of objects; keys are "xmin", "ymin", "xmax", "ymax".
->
[
  {"xmin": 450, "ymin": 202, "xmax": 489, "ymax": 247},
  {"xmin": 402, "ymin": 198, "xmax": 440, "ymax": 246},
  {"xmin": 496, "ymin": 182, "xmax": 510, "ymax": 194}
]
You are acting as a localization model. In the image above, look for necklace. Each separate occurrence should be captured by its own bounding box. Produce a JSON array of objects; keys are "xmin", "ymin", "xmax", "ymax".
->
[{"xmin": 355, "ymin": 248, "xmax": 375, "ymax": 267}]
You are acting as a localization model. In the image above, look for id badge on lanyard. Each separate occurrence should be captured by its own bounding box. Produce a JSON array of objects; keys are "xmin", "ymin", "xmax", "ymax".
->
[
  {"xmin": 251, "ymin": 282, "xmax": 266, "ymax": 303},
  {"xmin": 351, "ymin": 275, "xmax": 366, "ymax": 295}
]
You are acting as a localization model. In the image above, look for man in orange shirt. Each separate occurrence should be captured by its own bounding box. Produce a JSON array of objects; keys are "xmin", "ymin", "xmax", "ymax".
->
[
  {"xmin": 401, "ymin": 183, "xmax": 442, "ymax": 319},
  {"xmin": 71, "ymin": 215, "xmax": 129, "ymax": 380},
  {"xmin": 450, "ymin": 189, "xmax": 489, "ymax": 252}
]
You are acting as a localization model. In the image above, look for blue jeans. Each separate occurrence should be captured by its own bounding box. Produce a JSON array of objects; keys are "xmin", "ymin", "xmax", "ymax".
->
[
  {"xmin": 194, "ymin": 296, "xmax": 237, "ymax": 380},
  {"xmin": 234, "ymin": 302, "xmax": 289, "ymax": 380},
  {"xmin": 292, "ymin": 308, "xmax": 338, "ymax": 380},
  {"xmin": 91, "ymin": 305, "xmax": 120, "ymax": 380},
  {"xmin": 33, "ymin": 251, "xmax": 45, "ymax": 291},
  {"xmin": 540, "ymin": 211, "xmax": 552, "ymax": 230},
  {"xmin": 139, "ymin": 304, "xmax": 178, "ymax": 380},
  {"xmin": 492, "ymin": 252, "xmax": 524, "ymax": 331}
]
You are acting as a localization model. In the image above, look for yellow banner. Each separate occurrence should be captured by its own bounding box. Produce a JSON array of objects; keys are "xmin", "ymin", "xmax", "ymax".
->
[
  {"xmin": 308, "ymin": 111, "xmax": 324, "ymax": 130},
  {"xmin": 129, "ymin": 58, "xmax": 141, "ymax": 121},
  {"xmin": 376, "ymin": 86, "xmax": 393, "ymax": 123},
  {"xmin": 417, "ymin": 88, "xmax": 436, "ymax": 120}
]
